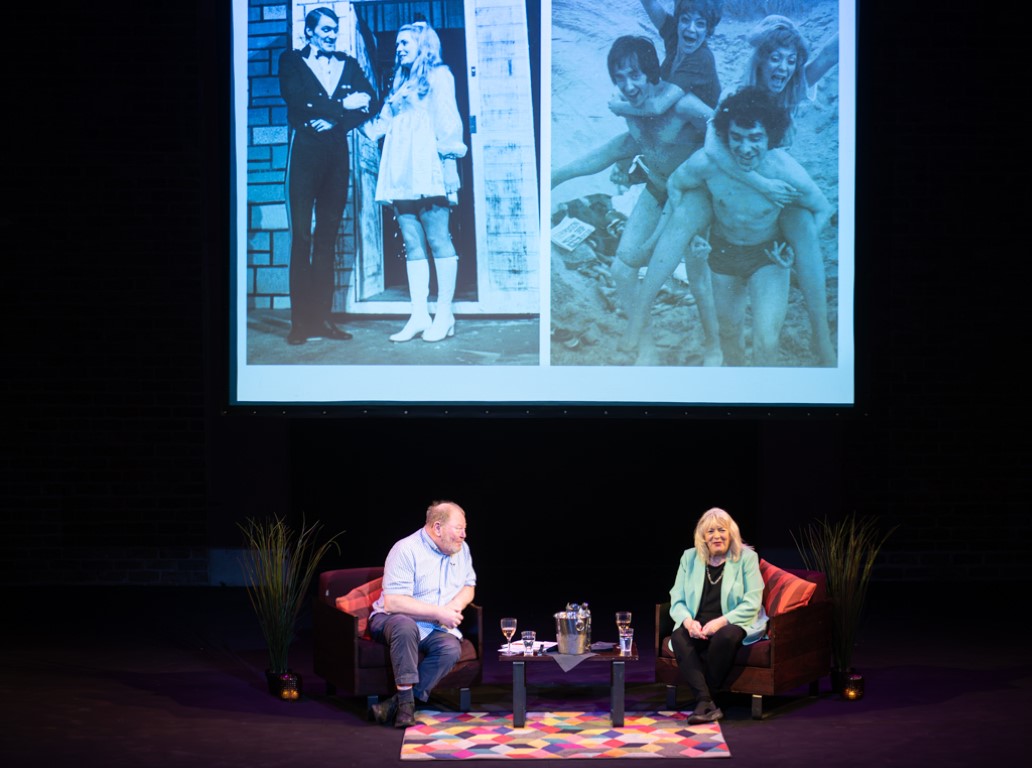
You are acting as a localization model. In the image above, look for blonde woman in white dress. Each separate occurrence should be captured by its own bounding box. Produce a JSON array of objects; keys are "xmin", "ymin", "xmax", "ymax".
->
[{"xmin": 364, "ymin": 21, "xmax": 467, "ymax": 343}]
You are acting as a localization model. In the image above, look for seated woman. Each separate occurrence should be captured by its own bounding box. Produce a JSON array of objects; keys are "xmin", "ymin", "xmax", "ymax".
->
[{"xmin": 667, "ymin": 506, "xmax": 767, "ymax": 723}]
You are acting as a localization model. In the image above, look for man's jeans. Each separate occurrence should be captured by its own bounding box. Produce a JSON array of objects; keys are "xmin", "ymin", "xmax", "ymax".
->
[{"xmin": 368, "ymin": 613, "xmax": 462, "ymax": 701}]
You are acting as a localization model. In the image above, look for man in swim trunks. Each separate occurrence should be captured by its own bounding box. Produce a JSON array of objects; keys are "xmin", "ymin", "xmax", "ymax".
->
[
  {"xmin": 707, "ymin": 231, "xmax": 792, "ymax": 279},
  {"xmin": 655, "ymin": 85, "xmax": 832, "ymax": 365},
  {"xmin": 551, "ymin": 33, "xmax": 718, "ymax": 359}
]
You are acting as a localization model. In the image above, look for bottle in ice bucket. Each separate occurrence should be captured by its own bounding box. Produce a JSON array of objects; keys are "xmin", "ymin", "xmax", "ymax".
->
[{"xmin": 567, "ymin": 602, "xmax": 592, "ymax": 646}]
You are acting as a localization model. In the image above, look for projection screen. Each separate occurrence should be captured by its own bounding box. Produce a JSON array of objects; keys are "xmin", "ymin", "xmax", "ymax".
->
[{"xmin": 231, "ymin": 0, "xmax": 854, "ymax": 406}]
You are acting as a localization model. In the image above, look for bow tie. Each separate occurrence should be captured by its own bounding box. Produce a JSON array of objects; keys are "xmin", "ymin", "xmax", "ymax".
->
[{"xmin": 315, "ymin": 50, "xmax": 334, "ymax": 60}]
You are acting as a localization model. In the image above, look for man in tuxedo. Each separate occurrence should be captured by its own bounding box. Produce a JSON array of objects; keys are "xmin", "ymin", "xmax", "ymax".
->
[{"xmin": 278, "ymin": 7, "xmax": 376, "ymax": 345}]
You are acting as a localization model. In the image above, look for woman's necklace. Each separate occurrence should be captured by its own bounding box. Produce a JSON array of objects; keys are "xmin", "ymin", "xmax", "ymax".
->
[{"xmin": 706, "ymin": 560, "xmax": 725, "ymax": 585}]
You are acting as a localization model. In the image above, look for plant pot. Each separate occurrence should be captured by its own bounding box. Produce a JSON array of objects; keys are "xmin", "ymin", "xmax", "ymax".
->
[
  {"xmin": 266, "ymin": 669, "xmax": 302, "ymax": 701},
  {"xmin": 831, "ymin": 667, "xmax": 864, "ymax": 700},
  {"xmin": 841, "ymin": 671, "xmax": 865, "ymax": 700}
]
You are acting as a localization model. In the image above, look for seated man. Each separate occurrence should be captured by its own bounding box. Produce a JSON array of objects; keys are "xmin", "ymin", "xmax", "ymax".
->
[{"xmin": 367, "ymin": 500, "xmax": 475, "ymax": 728}]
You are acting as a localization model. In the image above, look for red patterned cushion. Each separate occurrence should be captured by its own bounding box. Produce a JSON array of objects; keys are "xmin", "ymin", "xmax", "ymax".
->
[
  {"xmin": 335, "ymin": 577, "xmax": 383, "ymax": 637},
  {"xmin": 759, "ymin": 559, "xmax": 816, "ymax": 617}
]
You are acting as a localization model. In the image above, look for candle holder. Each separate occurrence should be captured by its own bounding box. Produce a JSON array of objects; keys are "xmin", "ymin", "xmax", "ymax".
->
[{"xmin": 842, "ymin": 671, "xmax": 864, "ymax": 701}]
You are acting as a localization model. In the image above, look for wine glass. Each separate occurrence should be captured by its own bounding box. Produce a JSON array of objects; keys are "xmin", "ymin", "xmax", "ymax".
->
[
  {"xmin": 500, "ymin": 617, "xmax": 518, "ymax": 655},
  {"xmin": 615, "ymin": 611, "xmax": 632, "ymax": 634}
]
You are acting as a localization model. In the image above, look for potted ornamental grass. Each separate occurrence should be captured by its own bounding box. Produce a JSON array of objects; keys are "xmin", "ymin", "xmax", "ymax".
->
[
  {"xmin": 238, "ymin": 515, "xmax": 344, "ymax": 700},
  {"xmin": 792, "ymin": 513, "xmax": 896, "ymax": 698}
]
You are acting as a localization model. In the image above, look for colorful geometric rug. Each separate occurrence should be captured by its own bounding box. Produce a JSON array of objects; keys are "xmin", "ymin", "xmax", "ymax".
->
[{"xmin": 400, "ymin": 711, "xmax": 730, "ymax": 760}]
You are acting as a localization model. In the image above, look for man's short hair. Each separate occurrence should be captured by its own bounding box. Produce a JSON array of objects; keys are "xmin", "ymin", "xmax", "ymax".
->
[
  {"xmin": 674, "ymin": 0, "xmax": 723, "ymax": 34},
  {"xmin": 712, "ymin": 86, "xmax": 790, "ymax": 148},
  {"xmin": 304, "ymin": 7, "xmax": 339, "ymax": 39},
  {"xmin": 607, "ymin": 36, "xmax": 661, "ymax": 85},
  {"xmin": 426, "ymin": 500, "xmax": 459, "ymax": 526}
]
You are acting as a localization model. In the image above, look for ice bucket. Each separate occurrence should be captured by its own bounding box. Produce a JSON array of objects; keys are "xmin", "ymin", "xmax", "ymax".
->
[{"xmin": 554, "ymin": 612, "xmax": 590, "ymax": 654}]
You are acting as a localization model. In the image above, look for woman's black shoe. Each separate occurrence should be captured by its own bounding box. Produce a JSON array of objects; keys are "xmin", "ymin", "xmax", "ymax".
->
[{"xmin": 687, "ymin": 700, "xmax": 723, "ymax": 724}]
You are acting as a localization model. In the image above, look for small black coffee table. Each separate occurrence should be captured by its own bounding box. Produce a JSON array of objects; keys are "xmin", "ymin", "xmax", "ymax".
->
[{"xmin": 497, "ymin": 646, "xmax": 639, "ymax": 728}]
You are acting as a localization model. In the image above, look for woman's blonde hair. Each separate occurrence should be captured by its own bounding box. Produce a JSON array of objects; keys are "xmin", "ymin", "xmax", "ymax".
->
[
  {"xmin": 693, "ymin": 507, "xmax": 745, "ymax": 561},
  {"xmin": 391, "ymin": 21, "xmax": 444, "ymax": 98},
  {"xmin": 744, "ymin": 14, "xmax": 810, "ymax": 112}
]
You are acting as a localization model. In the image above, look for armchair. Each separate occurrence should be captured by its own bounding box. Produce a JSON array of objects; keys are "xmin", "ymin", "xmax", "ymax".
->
[
  {"xmin": 655, "ymin": 559, "xmax": 831, "ymax": 719},
  {"xmin": 312, "ymin": 566, "xmax": 483, "ymax": 711}
]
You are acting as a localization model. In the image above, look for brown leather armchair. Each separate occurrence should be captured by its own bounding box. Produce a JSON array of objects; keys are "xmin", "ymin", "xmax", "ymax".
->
[
  {"xmin": 654, "ymin": 561, "xmax": 831, "ymax": 719},
  {"xmin": 312, "ymin": 566, "xmax": 483, "ymax": 711}
]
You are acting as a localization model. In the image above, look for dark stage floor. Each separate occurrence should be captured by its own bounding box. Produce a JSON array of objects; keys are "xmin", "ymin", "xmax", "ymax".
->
[{"xmin": 5, "ymin": 582, "xmax": 1029, "ymax": 767}]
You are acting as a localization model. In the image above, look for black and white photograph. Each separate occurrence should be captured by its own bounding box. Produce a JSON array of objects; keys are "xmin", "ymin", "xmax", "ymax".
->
[
  {"xmin": 236, "ymin": 1, "xmax": 541, "ymax": 386},
  {"xmin": 232, "ymin": 0, "xmax": 853, "ymax": 406},
  {"xmin": 549, "ymin": 0, "xmax": 845, "ymax": 370}
]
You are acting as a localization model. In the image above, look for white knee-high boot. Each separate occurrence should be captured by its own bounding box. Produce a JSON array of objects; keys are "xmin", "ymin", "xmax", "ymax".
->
[
  {"xmin": 423, "ymin": 256, "xmax": 457, "ymax": 342},
  {"xmin": 390, "ymin": 259, "xmax": 433, "ymax": 342}
]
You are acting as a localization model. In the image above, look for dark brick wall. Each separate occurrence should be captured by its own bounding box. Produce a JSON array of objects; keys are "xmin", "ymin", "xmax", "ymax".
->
[
  {"xmin": 2, "ymin": 2, "xmax": 1026, "ymax": 586},
  {"xmin": 3, "ymin": 3, "xmax": 217, "ymax": 584}
]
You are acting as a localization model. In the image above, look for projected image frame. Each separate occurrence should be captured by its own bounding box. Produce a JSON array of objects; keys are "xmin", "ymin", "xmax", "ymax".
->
[{"xmin": 230, "ymin": 0, "xmax": 854, "ymax": 407}]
